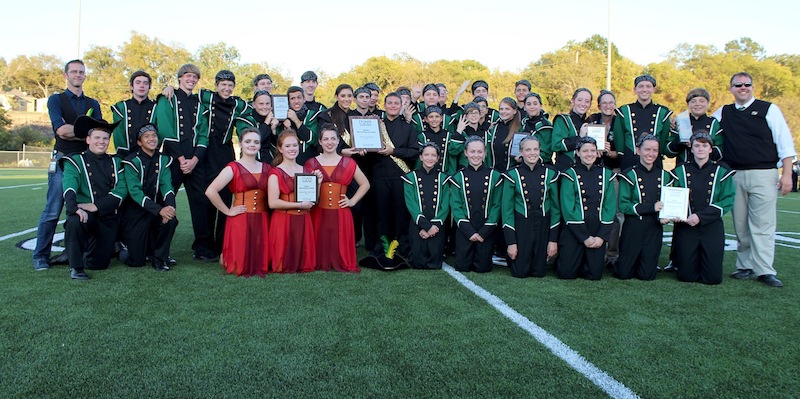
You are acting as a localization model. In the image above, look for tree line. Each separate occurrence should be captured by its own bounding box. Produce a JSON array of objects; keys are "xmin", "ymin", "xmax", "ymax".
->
[{"xmin": 1, "ymin": 32, "xmax": 798, "ymax": 151}]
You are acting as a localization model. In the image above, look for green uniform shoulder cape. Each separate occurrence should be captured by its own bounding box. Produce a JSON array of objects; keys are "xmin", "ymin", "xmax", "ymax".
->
[
  {"xmin": 551, "ymin": 113, "xmax": 580, "ymax": 159},
  {"xmin": 194, "ymin": 89, "xmax": 250, "ymax": 145},
  {"xmin": 62, "ymin": 154, "xmax": 127, "ymax": 217},
  {"xmin": 154, "ymin": 92, "xmax": 204, "ymax": 147},
  {"xmin": 415, "ymin": 130, "xmax": 464, "ymax": 176},
  {"xmin": 401, "ymin": 170, "xmax": 451, "ymax": 231},
  {"xmin": 521, "ymin": 115, "xmax": 554, "ymax": 164},
  {"xmin": 448, "ymin": 167, "xmax": 504, "ymax": 238},
  {"xmin": 617, "ymin": 166, "xmax": 673, "ymax": 219},
  {"xmin": 664, "ymin": 116, "xmax": 724, "ymax": 163},
  {"xmin": 560, "ymin": 166, "xmax": 617, "ymax": 233},
  {"xmin": 669, "ymin": 162, "xmax": 735, "ymax": 222},
  {"xmin": 110, "ymin": 99, "xmax": 157, "ymax": 153},
  {"xmin": 613, "ymin": 104, "xmax": 674, "ymax": 157},
  {"xmin": 122, "ymin": 153, "xmax": 176, "ymax": 215},
  {"xmin": 501, "ymin": 164, "xmax": 561, "ymax": 244}
]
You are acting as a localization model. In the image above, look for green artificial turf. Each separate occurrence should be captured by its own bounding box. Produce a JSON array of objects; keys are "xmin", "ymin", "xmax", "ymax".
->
[{"xmin": 1, "ymin": 168, "xmax": 797, "ymax": 399}]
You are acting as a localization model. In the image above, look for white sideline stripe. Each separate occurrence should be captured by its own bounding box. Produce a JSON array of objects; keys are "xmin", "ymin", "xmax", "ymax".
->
[
  {"xmin": 0, "ymin": 183, "xmax": 47, "ymax": 190},
  {"xmin": 0, "ymin": 187, "xmax": 183, "ymax": 243},
  {"xmin": 0, "ymin": 220, "xmax": 65, "ymax": 242},
  {"xmin": 442, "ymin": 263, "xmax": 640, "ymax": 399},
  {"xmin": 778, "ymin": 210, "xmax": 800, "ymax": 215}
]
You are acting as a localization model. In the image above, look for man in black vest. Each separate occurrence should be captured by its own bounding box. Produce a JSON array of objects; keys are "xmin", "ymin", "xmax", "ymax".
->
[
  {"xmin": 33, "ymin": 59, "xmax": 102, "ymax": 271},
  {"xmin": 713, "ymin": 72, "xmax": 796, "ymax": 288}
]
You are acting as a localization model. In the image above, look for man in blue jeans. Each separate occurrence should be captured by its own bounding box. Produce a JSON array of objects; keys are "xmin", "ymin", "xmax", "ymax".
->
[{"xmin": 32, "ymin": 59, "xmax": 102, "ymax": 271}]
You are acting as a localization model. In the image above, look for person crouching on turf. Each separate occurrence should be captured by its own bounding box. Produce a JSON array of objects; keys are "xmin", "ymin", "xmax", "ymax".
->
[
  {"xmin": 449, "ymin": 136, "xmax": 503, "ymax": 272},
  {"xmin": 402, "ymin": 142, "xmax": 450, "ymax": 269},
  {"xmin": 61, "ymin": 116, "xmax": 126, "ymax": 280},
  {"xmin": 502, "ymin": 136, "xmax": 561, "ymax": 278},
  {"xmin": 119, "ymin": 124, "xmax": 178, "ymax": 271},
  {"xmin": 669, "ymin": 131, "xmax": 735, "ymax": 285},
  {"xmin": 557, "ymin": 137, "xmax": 616, "ymax": 280},
  {"xmin": 614, "ymin": 134, "xmax": 672, "ymax": 280}
]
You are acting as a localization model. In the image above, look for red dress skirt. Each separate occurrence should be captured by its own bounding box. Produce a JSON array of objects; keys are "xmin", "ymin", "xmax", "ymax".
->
[
  {"xmin": 268, "ymin": 167, "xmax": 316, "ymax": 273},
  {"xmin": 221, "ymin": 161, "xmax": 270, "ymax": 277},
  {"xmin": 305, "ymin": 157, "xmax": 359, "ymax": 272}
]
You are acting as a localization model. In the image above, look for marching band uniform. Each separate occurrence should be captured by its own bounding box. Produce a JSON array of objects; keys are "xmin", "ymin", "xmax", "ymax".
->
[
  {"xmin": 488, "ymin": 118, "xmax": 517, "ymax": 172},
  {"xmin": 235, "ymin": 110, "xmax": 276, "ymax": 164},
  {"xmin": 402, "ymin": 165, "xmax": 450, "ymax": 269},
  {"xmin": 558, "ymin": 163, "xmax": 616, "ymax": 279},
  {"xmin": 417, "ymin": 125, "xmax": 464, "ymax": 176},
  {"xmin": 154, "ymin": 87, "xmax": 216, "ymax": 260},
  {"xmin": 613, "ymin": 102, "xmax": 673, "ymax": 169},
  {"xmin": 615, "ymin": 163, "xmax": 672, "ymax": 280},
  {"xmin": 111, "ymin": 97, "xmax": 156, "ymax": 157},
  {"xmin": 449, "ymin": 164, "xmax": 503, "ymax": 272},
  {"xmin": 193, "ymin": 87, "xmax": 250, "ymax": 255},
  {"xmin": 521, "ymin": 112, "xmax": 553, "ymax": 164},
  {"xmin": 552, "ymin": 111, "xmax": 591, "ymax": 172},
  {"xmin": 665, "ymin": 114, "xmax": 724, "ymax": 163},
  {"xmin": 502, "ymin": 161, "xmax": 560, "ymax": 277},
  {"xmin": 62, "ymin": 117, "xmax": 126, "ymax": 277},
  {"xmin": 670, "ymin": 160, "xmax": 735, "ymax": 284},
  {"xmin": 120, "ymin": 146, "xmax": 177, "ymax": 270}
]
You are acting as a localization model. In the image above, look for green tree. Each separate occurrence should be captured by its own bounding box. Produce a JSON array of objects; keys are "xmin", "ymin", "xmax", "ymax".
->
[
  {"xmin": 194, "ymin": 42, "xmax": 242, "ymax": 94},
  {"xmin": 82, "ymin": 45, "xmax": 127, "ymax": 110},
  {"xmin": 118, "ymin": 31, "xmax": 192, "ymax": 89},
  {"xmin": 6, "ymin": 54, "xmax": 63, "ymax": 98}
]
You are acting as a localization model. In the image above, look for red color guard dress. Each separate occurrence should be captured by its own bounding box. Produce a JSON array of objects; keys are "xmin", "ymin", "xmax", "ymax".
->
[
  {"xmin": 305, "ymin": 157, "xmax": 359, "ymax": 272},
  {"xmin": 268, "ymin": 167, "xmax": 316, "ymax": 273},
  {"xmin": 222, "ymin": 161, "xmax": 270, "ymax": 277}
]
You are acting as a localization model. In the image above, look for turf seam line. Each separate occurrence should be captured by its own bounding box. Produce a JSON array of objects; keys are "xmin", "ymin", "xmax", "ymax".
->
[
  {"xmin": 0, "ymin": 183, "xmax": 47, "ymax": 190},
  {"xmin": 0, "ymin": 220, "xmax": 65, "ymax": 242},
  {"xmin": 442, "ymin": 263, "xmax": 641, "ymax": 399}
]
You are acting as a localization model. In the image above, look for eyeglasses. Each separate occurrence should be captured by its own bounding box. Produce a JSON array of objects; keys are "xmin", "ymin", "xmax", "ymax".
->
[{"xmin": 732, "ymin": 82, "xmax": 753, "ymax": 88}]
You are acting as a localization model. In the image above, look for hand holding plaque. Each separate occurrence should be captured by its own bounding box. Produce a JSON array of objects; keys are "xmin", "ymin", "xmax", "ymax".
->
[
  {"xmin": 586, "ymin": 124, "xmax": 607, "ymax": 151},
  {"xmin": 509, "ymin": 133, "xmax": 529, "ymax": 158},
  {"xmin": 658, "ymin": 186, "xmax": 689, "ymax": 221},
  {"xmin": 349, "ymin": 116, "xmax": 383, "ymax": 151},
  {"xmin": 294, "ymin": 173, "xmax": 319, "ymax": 203},
  {"xmin": 272, "ymin": 95, "xmax": 289, "ymax": 120}
]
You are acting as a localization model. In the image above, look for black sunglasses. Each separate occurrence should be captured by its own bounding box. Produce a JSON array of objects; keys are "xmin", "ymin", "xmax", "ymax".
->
[{"xmin": 732, "ymin": 82, "xmax": 753, "ymax": 88}]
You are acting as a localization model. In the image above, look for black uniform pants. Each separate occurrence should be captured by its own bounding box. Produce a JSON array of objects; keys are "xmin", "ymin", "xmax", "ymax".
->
[
  {"xmin": 64, "ymin": 212, "xmax": 119, "ymax": 271},
  {"xmin": 673, "ymin": 219, "xmax": 724, "ymax": 285},
  {"xmin": 195, "ymin": 138, "xmax": 234, "ymax": 254},
  {"xmin": 557, "ymin": 217, "xmax": 606, "ymax": 280},
  {"xmin": 455, "ymin": 227, "xmax": 496, "ymax": 273},
  {"xmin": 614, "ymin": 214, "xmax": 663, "ymax": 280},
  {"xmin": 119, "ymin": 204, "xmax": 179, "ymax": 267},
  {"xmin": 170, "ymin": 159, "xmax": 209, "ymax": 253},
  {"xmin": 408, "ymin": 221, "xmax": 445, "ymax": 269},
  {"xmin": 508, "ymin": 212, "xmax": 549, "ymax": 278},
  {"xmin": 372, "ymin": 177, "xmax": 410, "ymax": 258}
]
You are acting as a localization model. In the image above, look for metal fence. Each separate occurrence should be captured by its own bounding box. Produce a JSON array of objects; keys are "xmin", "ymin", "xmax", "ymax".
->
[{"xmin": 0, "ymin": 151, "xmax": 50, "ymax": 168}]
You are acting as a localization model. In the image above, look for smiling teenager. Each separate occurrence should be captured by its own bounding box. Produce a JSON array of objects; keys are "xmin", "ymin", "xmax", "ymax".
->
[
  {"xmin": 552, "ymin": 88, "xmax": 593, "ymax": 172},
  {"xmin": 205, "ymin": 128, "xmax": 272, "ymax": 277}
]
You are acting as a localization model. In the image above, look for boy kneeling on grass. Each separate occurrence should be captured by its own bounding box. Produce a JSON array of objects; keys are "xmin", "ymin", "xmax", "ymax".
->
[
  {"xmin": 62, "ymin": 116, "xmax": 126, "ymax": 280},
  {"xmin": 119, "ymin": 124, "xmax": 178, "ymax": 272}
]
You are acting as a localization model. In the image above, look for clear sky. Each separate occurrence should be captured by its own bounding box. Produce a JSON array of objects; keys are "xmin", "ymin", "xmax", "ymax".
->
[{"xmin": 3, "ymin": 0, "xmax": 796, "ymax": 84}]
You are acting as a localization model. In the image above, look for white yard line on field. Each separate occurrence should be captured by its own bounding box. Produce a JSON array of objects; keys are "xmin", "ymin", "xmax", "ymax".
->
[
  {"xmin": 0, "ymin": 220, "xmax": 64, "ymax": 242},
  {"xmin": 442, "ymin": 263, "xmax": 640, "ymax": 399},
  {"xmin": 0, "ymin": 183, "xmax": 47, "ymax": 190},
  {"xmin": 778, "ymin": 210, "xmax": 800, "ymax": 215}
]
